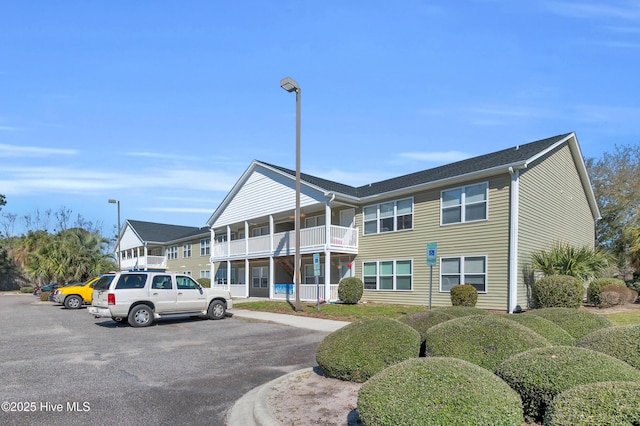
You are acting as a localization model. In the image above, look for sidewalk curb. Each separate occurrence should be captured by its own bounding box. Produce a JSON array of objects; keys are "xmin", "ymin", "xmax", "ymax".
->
[{"xmin": 226, "ymin": 368, "xmax": 314, "ymax": 426}]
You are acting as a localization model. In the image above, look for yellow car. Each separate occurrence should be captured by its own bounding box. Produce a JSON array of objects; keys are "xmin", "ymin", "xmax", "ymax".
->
[{"xmin": 52, "ymin": 277, "xmax": 101, "ymax": 309}]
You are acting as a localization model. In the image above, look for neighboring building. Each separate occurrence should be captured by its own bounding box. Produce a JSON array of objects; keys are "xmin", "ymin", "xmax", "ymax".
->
[
  {"xmin": 116, "ymin": 220, "xmax": 210, "ymax": 276},
  {"xmin": 206, "ymin": 132, "xmax": 600, "ymax": 312}
]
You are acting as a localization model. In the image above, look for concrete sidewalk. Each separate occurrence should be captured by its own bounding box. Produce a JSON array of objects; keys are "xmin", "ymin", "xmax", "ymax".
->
[
  {"xmin": 225, "ymin": 306, "xmax": 350, "ymax": 425},
  {"xmin": 231, "ymin": 308, "xmax": 350, "ymax": 332}
]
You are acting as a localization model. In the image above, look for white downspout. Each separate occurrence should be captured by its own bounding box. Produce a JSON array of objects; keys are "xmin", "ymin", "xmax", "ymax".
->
[{"xmin": 508, "ymin": 166, "xmax": 520, "ymax": 313}]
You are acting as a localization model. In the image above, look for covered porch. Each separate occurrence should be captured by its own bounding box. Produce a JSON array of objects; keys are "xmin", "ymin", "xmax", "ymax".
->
[{"xmin": 210, "ymin": 252, "xmax": 356, "ymax": 303}]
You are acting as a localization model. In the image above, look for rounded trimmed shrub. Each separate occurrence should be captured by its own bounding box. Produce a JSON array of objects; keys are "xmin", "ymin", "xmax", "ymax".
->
[
  {"xmin": 600, "ymin": 284, "xmax": 638, "ymax": 307},
  {"xmin": 337, "ymin": 277, "xmax": 363, "ymax": 304},
  {"xmin": 499, "ymin": 314, "xmax": 576, "ymax": 346},
  {"xmin": 424, "ymin": 315, "xmax": 550, "ymax": 371},
  {"xmin": 543, "ymin": 381, "xmax": 640, "ymax": 426},
  {"xmin": 578, "ymin": 324, "xmax": 640, "ymax": 369},
  {"xmin": 495, "ymin": 346, "xmax": 640, "ymax": 423},
  {"xmin": 526, "ymin": 307, "xmax": 613, "ymax": 340},
  {"xmin": 358, "ymin": 357, "xmax": 524, "ymax": 426},
  {"xmin": 586, "ymin": 277, "xmax": 626, "ymax": 306},
  {"xmin": 432, "ymin": 305, "xmax": 488, "ymax": 318},
  {"xmin": 20, "ymin": 286, "xmax": 34, "ymax": 293},
  {"xmin": 449, "ymin": 284, "xmax": 478, "ymax": 306},
  {"xmin": 532, "ymin": 275, "xmax": 584, "ymax": 309},
  {"xmin": 399, "ymin": 310, "xmax": 455, "ymax": 344},
  {"xmin": 316, "ymin": 318, "xmax": 420, "ymax": 383}
]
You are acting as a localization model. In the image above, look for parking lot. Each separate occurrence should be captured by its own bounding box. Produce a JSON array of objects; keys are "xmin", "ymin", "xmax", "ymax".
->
[{"xmin": 0, "ymin": 294, "xmax": 325, "ymax": 425}]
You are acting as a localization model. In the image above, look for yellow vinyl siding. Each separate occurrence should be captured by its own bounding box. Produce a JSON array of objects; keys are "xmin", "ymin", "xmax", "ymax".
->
[
  {"xmin": 166, "ymin": 237, "xmax": 211, "ymax": 276},
  {"xmin": 517, "ymin": 144, "xmax": 596, "ymax": 308},
  {"xmin": 356, "ymin": 175, "xmax": 512, "ymax": 309}
]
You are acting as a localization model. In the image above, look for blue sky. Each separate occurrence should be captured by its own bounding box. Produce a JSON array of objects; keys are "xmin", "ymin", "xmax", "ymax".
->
[{"xmin": 1, "ymin": 1, "xmax": 638, "ymax": 238}]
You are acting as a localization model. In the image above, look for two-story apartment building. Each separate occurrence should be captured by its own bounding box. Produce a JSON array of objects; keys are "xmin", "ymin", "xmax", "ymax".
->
[
  {"xmin": 116, "ymin": 220, "xmax": 211, "ymax": 279},
  {"xmin": 206, "ymin": 132, "xmax": 600, "ymax": 312}
]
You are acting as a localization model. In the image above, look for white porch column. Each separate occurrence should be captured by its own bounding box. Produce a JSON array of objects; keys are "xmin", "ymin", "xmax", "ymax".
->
[
  {"xmin": 245, "ymin": 259, "xmax": 250, "ymax": 298},
  {"xmin": 324, "ymin": 251, "xmax": 331, "ymax": 302},
  {"xmin": 244, "ymin": 221, "xmax": 249, "ymax": 255},
  {"xmin": 143, "ymin": 245, "xmax": 148, "ymax": 271},
  {"xmin": 269, "ymin": 256, "xmax": 275, "ymax": 300},
  {"xmin": 325, "ymin": 198, "xmax": 333, "ymax": 301},
  {"xmin": 269, "ymin": 215, "xmax": 274, "ymax": 253},
  {"xmin": 226, "ymin": 260, "xmax": 231, "ymax": 292},
  {"xmin": 209, "ymin": 228, "xmax": 215, "ymax": 281}
]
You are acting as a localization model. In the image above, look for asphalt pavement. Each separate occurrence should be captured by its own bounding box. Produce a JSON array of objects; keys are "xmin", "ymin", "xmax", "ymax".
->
[
  {"xmin": 226, "ymin": 307, "xmax": 350, "ymax": 425},
  {"xmin": 0, "ymin": 294, "xmax": 341, "ymax": 426}
]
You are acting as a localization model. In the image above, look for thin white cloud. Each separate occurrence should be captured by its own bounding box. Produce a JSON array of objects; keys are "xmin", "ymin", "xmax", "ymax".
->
[
  {"xmin": 595, "ymin": 40, "xmax": 640, "ymax": 48},
  {"xmin": 127, "ymin": 151, "xmax": 204, "ymax": 162},
  {"xmin": 142, "ymin": 207, "xmax": 217, "ymax": 214},
  {"xmin": 0, "ymin": 144, "xmax": 78, "ymax": 157},
  {"xmin": 0, "ymin": 164, "xmax": 237, "ymax": 196},
  {"xmin": 397, "ymin": 151, "xmax": 472, "ymax": 162},
  {"xmin": 544, "ymin": 1, "xmax": 640, "ymax": 20},
  {"xmin": 0, "ymin": 125, "xmax": 21, "ymax": 131}
]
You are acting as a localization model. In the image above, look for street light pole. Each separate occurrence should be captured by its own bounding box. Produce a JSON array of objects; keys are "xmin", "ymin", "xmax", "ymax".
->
[
  {"xmin": 280, "ymin": 76, "xmax": 302, "ymax": 311},
  {"xmin": 108, "ymin": 199, "xmax": 121, "ymax": 271}
]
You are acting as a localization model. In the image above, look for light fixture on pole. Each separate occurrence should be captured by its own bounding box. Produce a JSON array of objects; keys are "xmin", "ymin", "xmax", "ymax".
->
[
  {"xmin": 280, "ymin": 76, "xmax": 302, "ymax": 311},
  {"xmin": 108, "ymin": 199, "xmax": 121, "ymax": 271}
]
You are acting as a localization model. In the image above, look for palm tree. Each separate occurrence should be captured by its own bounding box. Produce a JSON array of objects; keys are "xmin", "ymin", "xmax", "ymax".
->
[{"xmin": 531, "ymin": 243, "xmax": 610, "ymax": 281}]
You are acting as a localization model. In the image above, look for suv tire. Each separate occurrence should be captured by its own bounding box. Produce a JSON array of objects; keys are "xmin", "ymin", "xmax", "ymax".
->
[
  {"xmin": 128, "ymin": 305, "xmax": 154, "ymax": 327},
  {"xmin": 64, "ymin": 295, "xmax": 83, "ymax": 310},
  {"xmin": 208, "ymin": 300, "xmax": 226, "ymax": 320}
]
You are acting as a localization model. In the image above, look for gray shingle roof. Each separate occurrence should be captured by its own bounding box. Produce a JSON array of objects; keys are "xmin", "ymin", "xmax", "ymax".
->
[
  {"xmin": 261, "ymin": 133, "xmax": 572, "ymax": 197},
  {"xmin": 127, "ymin": 220, "xmax": 207, "ymax": 243}
]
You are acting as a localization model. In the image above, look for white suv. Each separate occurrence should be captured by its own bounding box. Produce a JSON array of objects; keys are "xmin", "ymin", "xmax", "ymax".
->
[{"xmin": 88, "ymin": 271, "xmax": 233, "ymax": 327}]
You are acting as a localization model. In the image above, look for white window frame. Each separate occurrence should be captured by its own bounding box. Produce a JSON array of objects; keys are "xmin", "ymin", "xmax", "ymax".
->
[
  {"xmin": 167, "ymin": 245, "xmax": 178, "ymax": 260},
  {"xmin": 252, "ymin": 226, "xmax": 269, "ymax": 237},
  {"xmin": 200, "ymin": 270, "xmax": 210, "ymax": 279},
  {"xmin": 441, "ymin": 182, "xmax": 488, "ymax": 225},
  {"xmin": 200, "ymin": 238, "xmax": 210, "ymax": 256},
  {"xmin": 303, "ymin": 263, "xmax": 325, "ymax": 284},
  {"xmin": 183, "ymin": 243, "xmax": 192, "ymax": 258},
  {"xmin": 439, "ymin": 255, "xmax": 488, "ymax": 293},
  {"xmin": 252, "ymin": 266, "xmax": 268, "ymax": 288},
  {"xmin": 362, "ymin": 259, "xmax": 413, "ymax": 291},
  {"xmin": 363, "ymin": 197, "xmax": 413, "ymax": 235},
  {"xmin": 305, "ymin": 215, "xmax": 326, "ymax": 228}
]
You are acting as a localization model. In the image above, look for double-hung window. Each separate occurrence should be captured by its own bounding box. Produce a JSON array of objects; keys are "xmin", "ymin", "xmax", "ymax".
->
[
  {"xmin": 304, "ymin": 263, "xmax": 324, "ymax": 284},
  {"xmin": 305, "ymin": 215, "xmax": 325, "ymax": 228},
  {"xmin": 363, "ymin": 198, "xmax": 413, "ymax": 235},
  {"xmin": 167, "ymin": 245, "xmax": 178, "ymax": 260},
  {"xmin": 440, "ymin": 256, "xmax": 487, "ymax": 293},
  {"xmin": 252, "ymin": 266, "xmax": 268, "ymax": 288},
  {"xmin": 363, "ymin": 260, "xmax": 412, "ymax": 291},
  {"xmin": 200, "ymin": 238, "xmax": 210, "ymax": 256},
  {"xmin": 441, "ymin": 183, "xmax": 488, "ymax": 225},
  {"xmin": 183, "ymin": 243, "xmax": 192, "ymax": 258}
]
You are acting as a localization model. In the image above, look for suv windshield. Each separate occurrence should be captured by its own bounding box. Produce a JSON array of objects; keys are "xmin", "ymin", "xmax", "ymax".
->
[{"xmin": 93, "ymin": 275, "xmax": 116, "ymax": 291}]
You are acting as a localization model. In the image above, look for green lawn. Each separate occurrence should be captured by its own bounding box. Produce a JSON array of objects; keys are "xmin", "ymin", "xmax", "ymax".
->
[
  {"xmin": 234, "ymin": 300, "xmax": 640, "ymax": 324},
  {"xmin": 604, "ymin": 310, "xmax": 640, "ymax": 326},
  {"xmin": 233, "ymin": 300, "xmax": 427, "ymax": 321}
]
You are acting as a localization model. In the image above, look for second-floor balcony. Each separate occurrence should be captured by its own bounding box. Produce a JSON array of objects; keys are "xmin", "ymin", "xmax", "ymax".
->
[
  {"xmin": 120, "ymin": 255, "xmax": 167, "ymax": 271},
  {"xmin": 211, "ymin": 224, "xmax": 358, "ymax": 261}
]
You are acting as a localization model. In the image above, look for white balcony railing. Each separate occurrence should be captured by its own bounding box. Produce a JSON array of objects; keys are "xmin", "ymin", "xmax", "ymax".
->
[
  {"xmin": 120, "ymin": 255, "xmax": 167, "ymax": 271},
  {"xmin": 212, "ymin": 225, "xmax": 358, "ymax": 261}
]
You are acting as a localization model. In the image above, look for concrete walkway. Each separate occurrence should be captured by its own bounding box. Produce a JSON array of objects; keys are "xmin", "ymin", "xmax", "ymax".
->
[{"xmin": 226, "ymin": 307, "xmax": 350, "ymax": 425}]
